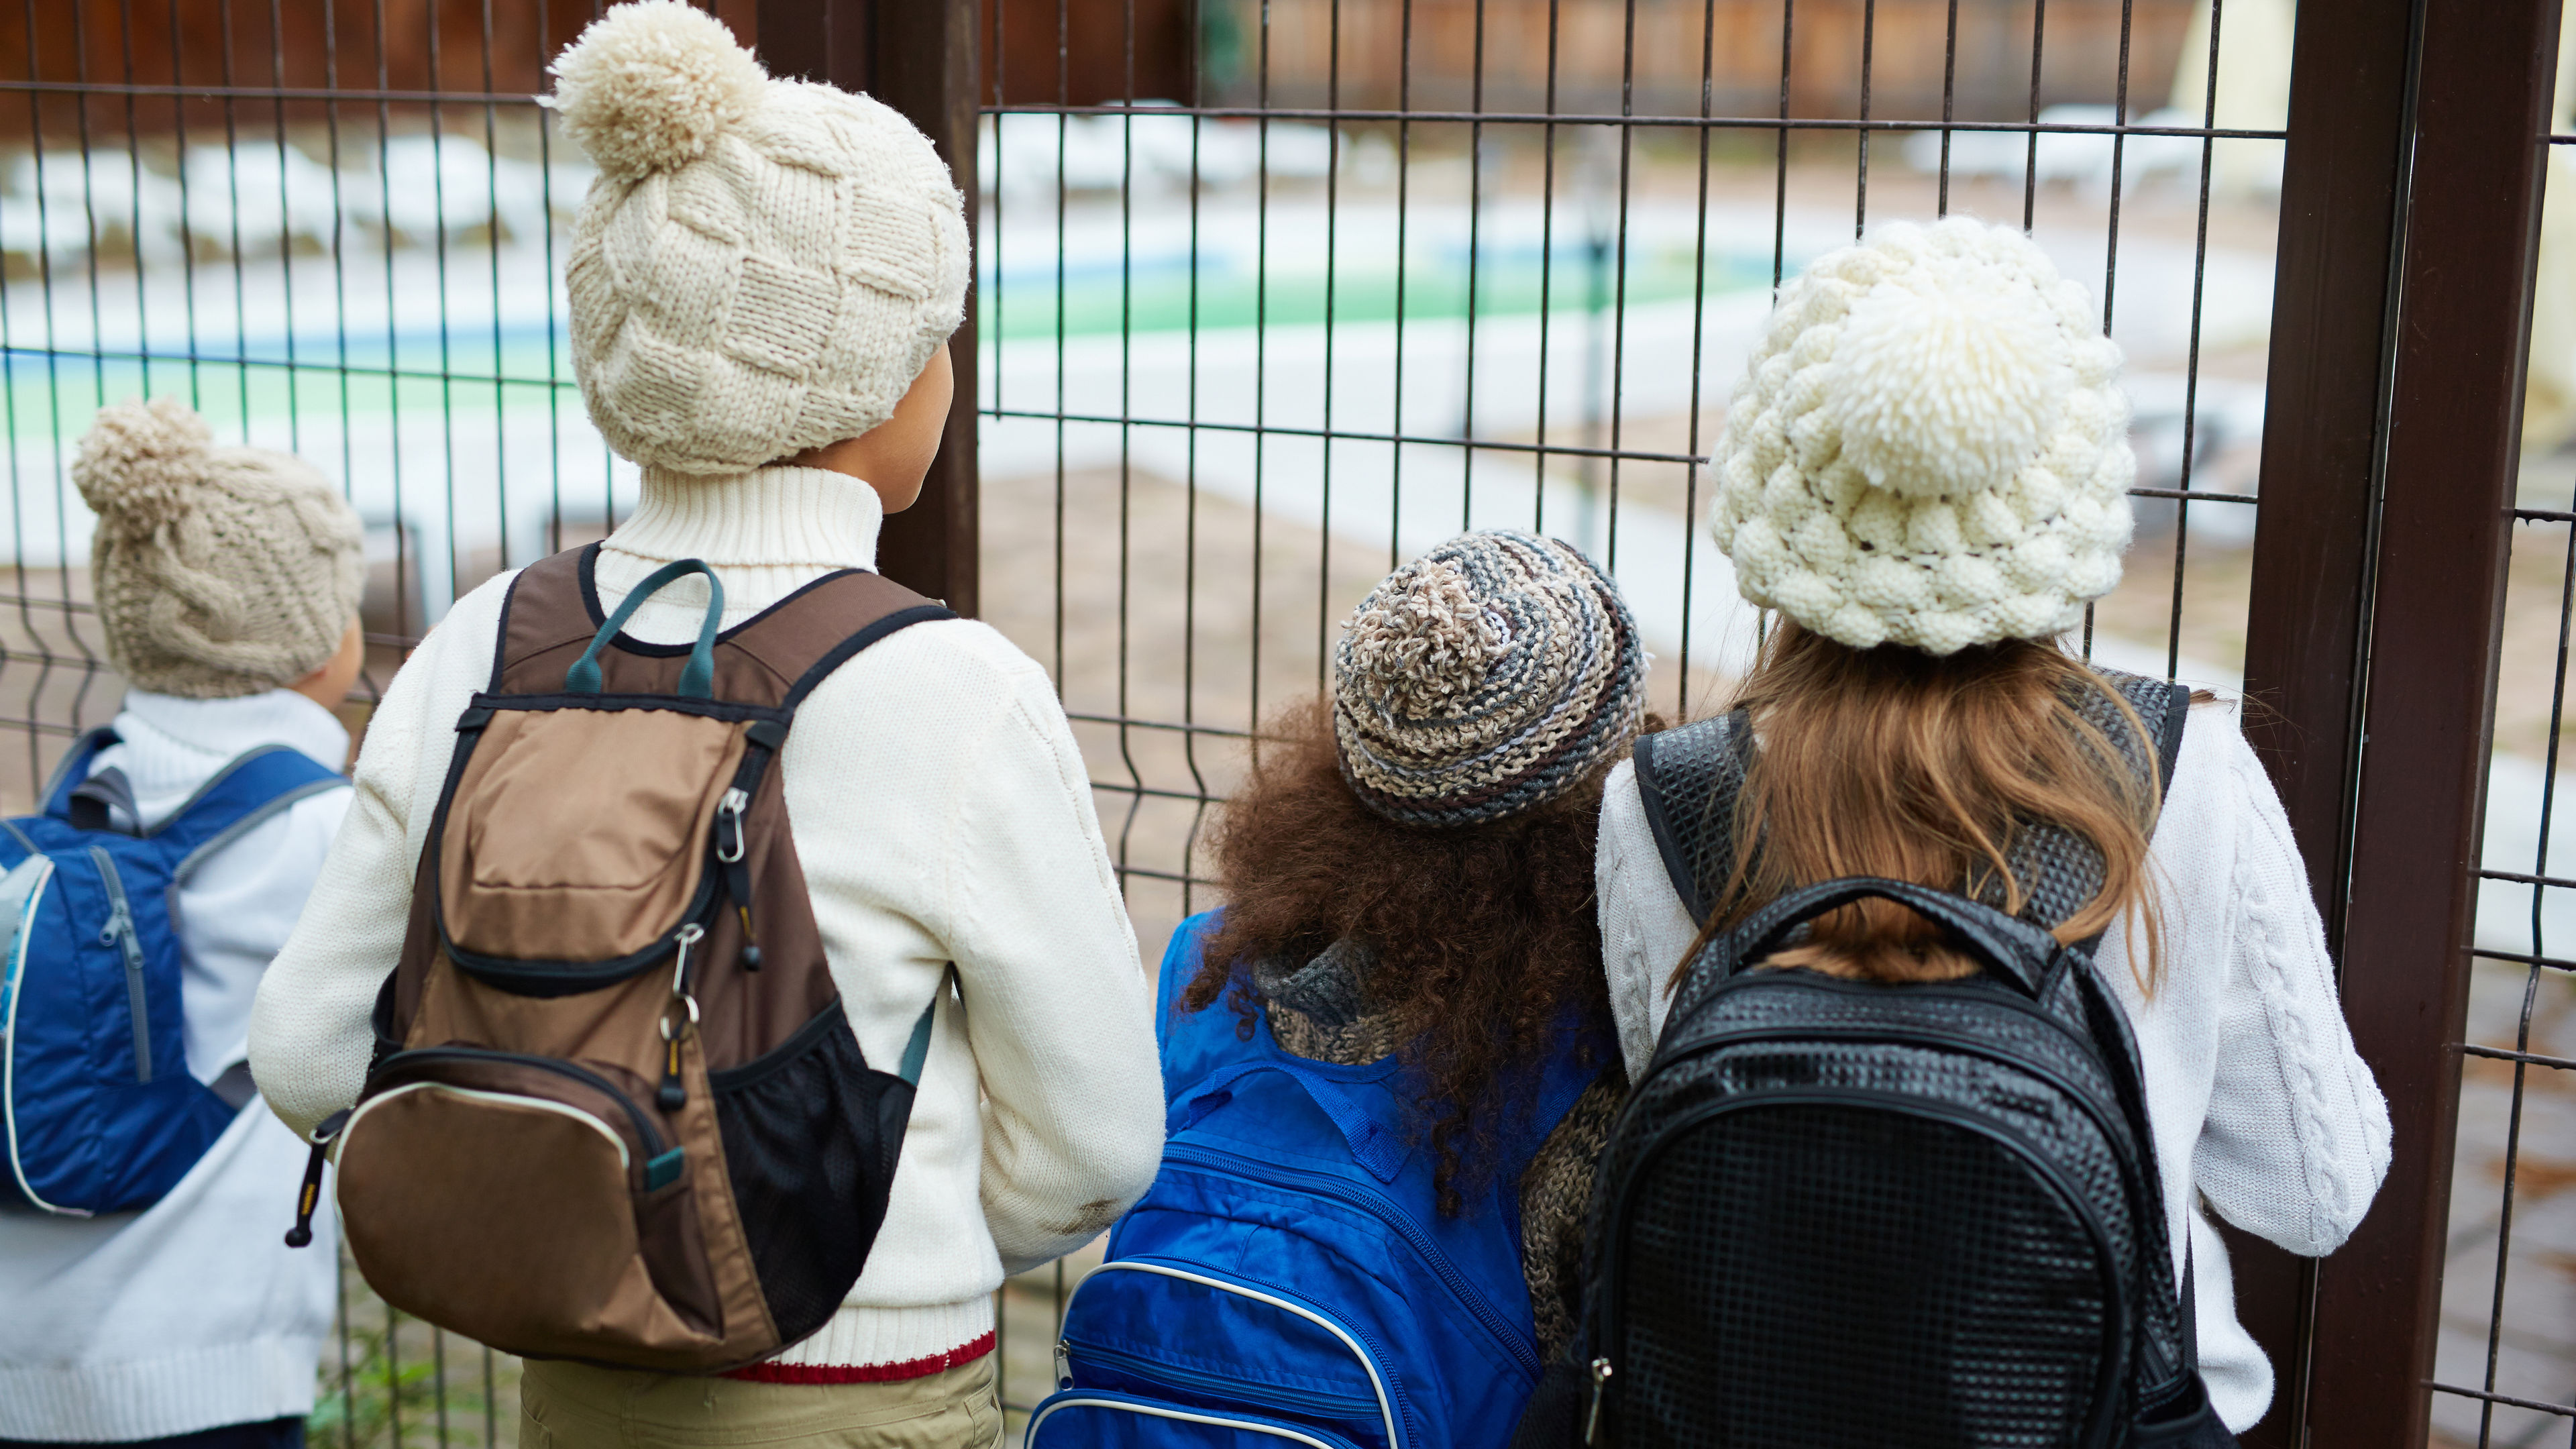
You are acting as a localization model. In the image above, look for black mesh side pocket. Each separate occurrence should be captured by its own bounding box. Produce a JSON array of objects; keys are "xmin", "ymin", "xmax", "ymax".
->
[{"xmin": 710, "ymin": 1004, "xmax": 911, "ymax": 1345}]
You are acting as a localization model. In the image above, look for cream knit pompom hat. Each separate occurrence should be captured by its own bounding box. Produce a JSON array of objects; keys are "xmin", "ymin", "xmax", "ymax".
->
[
  {"xmin": 548, "ymin": 1, "xmax": 969, "ymax": 474},
  {"xmin": 1708, "ymin": 217, "xmax": 2135, "ymax": 655},
  {"xmin": 74, "ymin": 397, "xmax": 366, "ymax": 700}
]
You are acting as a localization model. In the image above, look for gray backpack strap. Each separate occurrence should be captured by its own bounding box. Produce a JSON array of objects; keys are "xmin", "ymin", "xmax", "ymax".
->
[
  {"xmin": 2009, "ymin": 668, "xmax": 2191, "ymax": 955},
  {"xmin": 1631, "ymin": 711, "xmax": 1756, "ymax": 928}
]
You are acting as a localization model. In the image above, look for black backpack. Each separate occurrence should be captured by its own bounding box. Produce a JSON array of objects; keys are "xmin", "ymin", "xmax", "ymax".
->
[{"xmin": 1535, "ymin": 670, "xmax": 2235, "ymax": 1448}]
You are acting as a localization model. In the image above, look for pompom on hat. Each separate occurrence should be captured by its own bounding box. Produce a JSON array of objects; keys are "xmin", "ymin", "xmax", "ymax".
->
[
  {"xmin": 546, "ymin": 1, "xmax": 969, "ymax": 476},
  {"xmin": 74, "ymin": 397, "xmax": 366, "ymax": 700},
  {"xmin": 1333, "ymin": 530, "xmax": 1647, "ymax": 828},
  {"xmin": 1707, "ymin": 217, "xmax": 2136, "ymax": 655}
]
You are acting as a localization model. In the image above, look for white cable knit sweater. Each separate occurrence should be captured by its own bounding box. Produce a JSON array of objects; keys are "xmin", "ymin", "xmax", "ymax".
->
[
  {"xmin": 247, "ymin": 466, "xmax": 1167, "ymax": 1375},
  {"xmin": 1593, "ymin": 700, "xmax": 2392, "ymax": 1433}
]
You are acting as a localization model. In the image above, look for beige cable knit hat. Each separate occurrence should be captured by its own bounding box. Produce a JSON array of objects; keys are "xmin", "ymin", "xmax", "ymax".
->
[
  {"xmin": 74, "ymin": 398, "xmax": 366, "ymax": 700},
  {"xmin": 1708, "ymin": 217, "xmax": 2135, "ymax": 655},
  {"xmin": 548, "ymin": 1, "xmax": 970, "ymax": 475}
]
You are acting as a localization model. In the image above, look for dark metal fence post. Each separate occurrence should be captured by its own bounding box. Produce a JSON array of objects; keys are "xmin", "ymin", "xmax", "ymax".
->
[
  {"xmin": 2302, "ymin": 0, "xmax": 2565, "ymax": 1443},
  {"xmin": 755, "ymin": 0, "xmax": 981, "ymax": 616},
  {"xmin": 2233, "ymin": 1, "xmax": 2421, "ymax": 1442}
]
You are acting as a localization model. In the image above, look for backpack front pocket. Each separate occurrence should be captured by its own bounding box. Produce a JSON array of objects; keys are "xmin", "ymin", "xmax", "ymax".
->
[
  {"xmin": 337, "ymin": 1048, "xmax": 722, "ymax": 1363},
  {"xmin": 439, "ymin": 707, "xmax": 747, "ymax": 966}
]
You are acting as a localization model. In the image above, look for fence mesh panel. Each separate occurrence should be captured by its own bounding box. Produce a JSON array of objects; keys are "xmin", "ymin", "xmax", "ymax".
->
[
  {"xmin": 0, "ymin": 1, "xmax": 2383, "ymax": 1446},
  {"xmin": 2428, "ymin": 101, "xmax": 2576, "ymax": 1444}
]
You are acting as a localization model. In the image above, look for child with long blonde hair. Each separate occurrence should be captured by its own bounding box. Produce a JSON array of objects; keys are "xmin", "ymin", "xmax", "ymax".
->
[{"xmin": 1592, "ymin": 217, "xmax": 2389, "ymax": 1435}]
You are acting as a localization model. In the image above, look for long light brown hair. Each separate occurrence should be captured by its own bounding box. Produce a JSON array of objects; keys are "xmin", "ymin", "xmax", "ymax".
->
[{"xmin": 1678, "ymin": 619, "xmax": 2165, "ymax": 990}]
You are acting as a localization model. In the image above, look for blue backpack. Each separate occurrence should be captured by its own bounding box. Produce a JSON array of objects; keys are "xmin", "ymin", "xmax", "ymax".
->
[
  {"xmin": 0, "ymin": 727, "xmax": 344, "ymax": 1216},
  {"xmin": 1029, "ymin": 910, "xmax": 1609, "ymax": 1449}
]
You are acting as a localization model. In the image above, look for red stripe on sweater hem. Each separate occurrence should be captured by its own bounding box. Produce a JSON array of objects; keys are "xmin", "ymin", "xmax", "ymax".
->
[{"xmin": 722, "ymin": 1332, "xmax": 996, "ymax": 1385}]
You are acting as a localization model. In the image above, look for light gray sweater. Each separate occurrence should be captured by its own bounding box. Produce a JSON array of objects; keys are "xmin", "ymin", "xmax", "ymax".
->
[{"xmin": 1593, "ymin": 699, "xmax": 2392, "ymax": 1433}]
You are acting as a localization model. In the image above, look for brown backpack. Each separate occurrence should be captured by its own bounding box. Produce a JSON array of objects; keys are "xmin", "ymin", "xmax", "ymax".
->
[{"xmin": 306, "ymin": 545, "xmax": 954, "ymax": 1372}]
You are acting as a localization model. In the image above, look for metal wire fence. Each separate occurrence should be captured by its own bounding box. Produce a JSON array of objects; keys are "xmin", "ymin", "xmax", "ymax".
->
[{"xmin": 3, "ymin": 1, "xmax": 2559, "ymax": 1447}]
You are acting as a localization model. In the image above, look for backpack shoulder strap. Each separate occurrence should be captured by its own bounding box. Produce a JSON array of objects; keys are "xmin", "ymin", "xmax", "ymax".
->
[
  {"xmin": 1631, "ymin": 712, "xmax": 1755, "ymax": 927},
  {"xmin": 38, "ymin": 727, "xmax": 122, "ymax": 820},
  {"xmin": 2020, "ymin": 669, "xmax": 2191, "ymax": 955},
  {"xmin": 148, "ymin": 746, "xmax": 347, "ymax": 879}
]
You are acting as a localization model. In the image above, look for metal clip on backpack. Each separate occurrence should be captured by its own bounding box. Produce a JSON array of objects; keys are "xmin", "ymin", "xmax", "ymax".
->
[
  {"xmin": 303, "ymin": 545, "xmax": 953, "ymax": 1373},
  {"xmin": 1, "ymin": 733, "xmax": 343, "ymax": 1215}
]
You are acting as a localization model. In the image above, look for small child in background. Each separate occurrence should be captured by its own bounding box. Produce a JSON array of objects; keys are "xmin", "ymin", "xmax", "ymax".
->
[{"xmin": 0, "ymin": 396, "xmax": 364, "ymax": 1449}]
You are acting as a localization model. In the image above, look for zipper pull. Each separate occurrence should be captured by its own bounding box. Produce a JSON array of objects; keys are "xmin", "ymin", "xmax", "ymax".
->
[
  {"xmin": 284, "ymin": 1108, "xmax": 350, "ymax": 1248},
  {"xmin": 658, "ymin": 1034, "xmax": 686, "ymax": 1112},
  {"xmin": 669, "ymin": 922, "xmax": 706, "ymax": 999},
  {"xmin": 97, "ymin": 896, "xmax": 128, "ymax": 947},
  {"xmin": 659, "ymin": 924, "xmax": 705, "ymax": 1112},
  {"xmin": 714, "ymin": 790, "xmax": 759, "ymax": 969},
  {"xmin": 1054, "ymin": 1341, "xmax": 1071, "ymax": 1390},
  {"xmin": 1585, "ymin": 1356, "xmax": 1614, "ymax": 1446},
  {"xmin": 714, "ymin": 788, "xmax": 749, "ymax": 863}
]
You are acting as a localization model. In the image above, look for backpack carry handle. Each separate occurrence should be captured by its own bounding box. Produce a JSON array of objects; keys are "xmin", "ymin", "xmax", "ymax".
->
[
  {"xmin": 1719, "ymin": 875, "xmax": 2068, "ymax": 998},
  {"xmin": 566, "ymin": 559, "xmax": 725, "ymax": 699}
]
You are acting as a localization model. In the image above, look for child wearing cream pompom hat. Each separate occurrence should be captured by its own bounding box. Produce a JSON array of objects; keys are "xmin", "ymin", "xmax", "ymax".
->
[
  {"xmin": 0, "ymin": 396, "xmax": 361, "ymax": 1446},
  {"xmin": 1587, "ymin": 218, "xmax": 2388, "ymax": 1434},
  {"xmin": 1706, "ymin": 216, "xmax": 2136, "ymax": 655},
  {"xmin": 248, "ymin": 5, "xmax": 1162, "ymax": 1442}
]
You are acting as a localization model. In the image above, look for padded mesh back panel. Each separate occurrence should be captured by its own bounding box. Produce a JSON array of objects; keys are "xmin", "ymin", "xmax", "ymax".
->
[
  {"xmin": 1619, "ymin": 1103, "xmax": 2112, "ymax": 1449},
  {"xmin": 712, "ymin": 1009, "xmax": 902, "ymax": 1341}
]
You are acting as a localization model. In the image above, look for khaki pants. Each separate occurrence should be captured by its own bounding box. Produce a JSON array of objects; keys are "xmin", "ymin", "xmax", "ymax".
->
[{"xmin": 517, "ymin": 1355, "xmax": 1002, "ymax": 1449}]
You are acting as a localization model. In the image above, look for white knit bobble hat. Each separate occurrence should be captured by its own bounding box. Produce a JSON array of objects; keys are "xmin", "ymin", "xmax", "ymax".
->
[
  {"xmin": 548, "ymin": 1, "xmax": 970, "ymax": 475},
  {"xmin": 1708, "ymin": 217, "xmax": 2135, "ymax": 655}
]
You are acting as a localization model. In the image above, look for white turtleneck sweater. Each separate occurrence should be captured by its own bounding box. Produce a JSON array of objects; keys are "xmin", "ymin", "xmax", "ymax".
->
[{"xmin": 248, "ymin": 466, "xmax": 1166, "ymax": 1376}]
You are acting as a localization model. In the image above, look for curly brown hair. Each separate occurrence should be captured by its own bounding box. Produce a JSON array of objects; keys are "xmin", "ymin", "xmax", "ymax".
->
[{"xmin": 1184, "ymin": 700, "xmax": 1627, "ymax": 1212}]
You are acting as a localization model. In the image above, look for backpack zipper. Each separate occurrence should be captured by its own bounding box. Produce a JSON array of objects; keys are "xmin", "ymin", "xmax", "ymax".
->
[
  {"xmin": 1063, "ymin": 1338, "xmax": 1384, "ymax": 1422},
  {"xmin": 1583, "ymin": 1357, "xmax": 1613, "ymax": 1444},
  {"xmin": 371, "ymin": 1046, "xmax": 669, "ymax": 1159},
  {"xmin": 1068, "ymin": 1259, "xmax": 1407, "ymax": 1448},
  {"xmin": 1676, "ymin": 1018, "xmax": 2139, "ymax": 1160},
  {"xmin": 88, "ymin": 849, "xmax": 150, "ymax": 1083},
  {"xmin": 712, "ymin": 788, "xmax": 758, "ymax": 969},
  {"xmin": 1026, "ymin": 1393, "xmax": 1364, "ymax": 1449},
  {"xmin": 1666, "ymin": 1004, "xmax": 2157, "ymax": 1222},
  {"xmin": 1159, "ymin": 1140, "xmax": 1540, "ymax": 1379},
  {"xmin": 0, "ymin": 863, "xmax": 75, "ymax": 1215}
]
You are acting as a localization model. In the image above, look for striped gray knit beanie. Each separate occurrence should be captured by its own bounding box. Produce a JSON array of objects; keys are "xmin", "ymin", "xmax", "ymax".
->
[{"xmin": 1333, "ymin": 530, "xmax": 1646, "ymax": 828}]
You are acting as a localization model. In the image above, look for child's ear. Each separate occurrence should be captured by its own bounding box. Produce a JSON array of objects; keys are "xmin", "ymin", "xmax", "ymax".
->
[{"xmin": 292, "ymin": 618, "xmax": 368, "ymax": 712}]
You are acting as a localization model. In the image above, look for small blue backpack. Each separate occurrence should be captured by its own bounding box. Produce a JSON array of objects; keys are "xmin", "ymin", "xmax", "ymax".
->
[
  {"xmin": 1029, "ymin": 910, "xmax": 1609, "ymax": 1449},
  {"xmin": 0, "ymin": 727, "xmax": 344, "ymax": 1216}
]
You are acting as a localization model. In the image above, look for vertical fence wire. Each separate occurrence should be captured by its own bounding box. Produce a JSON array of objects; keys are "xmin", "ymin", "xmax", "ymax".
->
[
  {"xmin": 2410, "ymin": 91, "xmax": 2576, "ymax": 1449},
  {"xmin": 977, "ymin": 0, "xmax": 2279, "ymax": 1428},
  {"xmin": 0, "ymin": 0, "xmax": 2393, "ymax": 1444}
]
